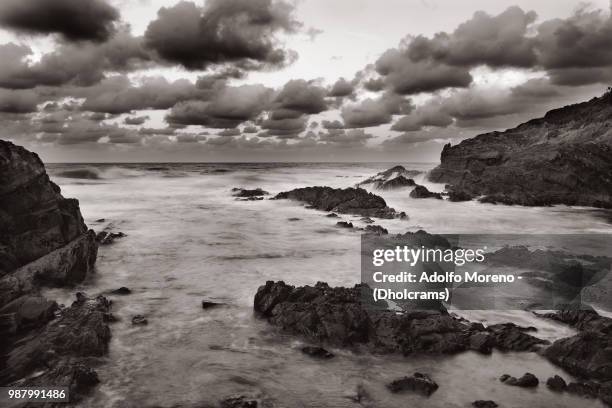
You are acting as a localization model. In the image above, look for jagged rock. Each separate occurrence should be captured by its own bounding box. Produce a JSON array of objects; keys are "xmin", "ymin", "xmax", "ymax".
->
[
  {"xmin": 546, "ymin": 375, "xmax": 567, "ymax": 391},
  {"xmin": 202, "ymin": 301, "xmax": 223, "ymax": 309},
  {"xmin": 472, "ymin": 400, "xmax": 497, "ymax": 408},
  {"xmin": 253, "ymin": 280, "xmax": 546, "ymax": 356},
  {"xmin": 0, "ymin": 294, "xmax": 58, "ymax": 330},
  {"xmin": 325, "ymin": 213, "xmax": 339, "ymax": 218},
  {"xmin": 132, "ymin": 315, "xmax": 148, "ymax": 325},
  {"xmin": 364, "ymin": 225, "xmax": 388, "ymax": 235},
  {"xmin": 110, "ymin": 287, "xmax": 131, "ymax": 295},
  {"xmin": 429, "ymin": 91, "xmax": 612, "ymax": 208},
  {"xmin": 231, "ymin": 188, "xmax": 269, "ymax": 198},
  {"xmin": 275, "ymin": 186, "xmax": 405, "ymax": 219},
  {"xmin": 486, "ymin": 323, "xmax": 548, "ymax": 351},
  {"xmin": 358, "ymin": 166, "xmax": 421, "ymax": 189},
  {"xmin": 301, "ymin": 346, "xmax": 334, "ymax": 359},
  {"xmin": 1, "ymin": 294, "xmax": 111, "ymax": 384},
  {"xmin": 387, "ymin": 373, "xmax": 438, "ymax": 396},
  {"xmin": 96, "ymin": 230, "xmax": 126, "ymax": 245},
  {"xmin": 410, "ymin": 185, "xmax": 442, "ymax": 200},
  {"xmin": 336, "ymin": 221, "xmax": 354, "ymax": 228},
  {"xmin": 500, "ymin": 372, "xmax": 539, "ymax": 387},
  {"xmin": 448, "ymin": 190, "xmax": 474, "ymax": 202}
]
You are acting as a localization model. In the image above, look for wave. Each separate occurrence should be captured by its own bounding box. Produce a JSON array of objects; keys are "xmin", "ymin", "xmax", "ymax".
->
[{"xmin": 52, "ymin": 166, "xmax": 146, "ymax": 180}]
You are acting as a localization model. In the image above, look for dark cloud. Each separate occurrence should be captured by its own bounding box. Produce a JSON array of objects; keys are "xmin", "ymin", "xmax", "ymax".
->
[
  {"xmin": 81, "ymin": 76, "xmax": 205, "ymax": 113},
  {"xmin": 322, "ymin": 120, "xmax": 344, "ymax": 129},
  {"xmin": 242, "ymin": 125, "xmax": 259, "ymax": 133},
  {"xmin": 273, "ymin": 79, "xmax": 328, "ymax": 114},
  {"xmin": 328, "ymin": 78, "xmax": 355, "ymax": 97},
  {"xmin": 407, "ymin": 7, "xmax": 537, "ymax": 68},
  {"xmin": 124, "ymin": 115, "xmax": 149, "ymax": 125},
  {"xmin": 0, "ymin": 0, "xmax": 119, "ymax": 42},
  {"xmin": 144, "ymin": 0, "xmax": 300, "ymax": 70},
  {"xmin": 391, "ymin": 102, "xmax": 454, "ymax": 131},
  {"xmin": 363, "ymin": 77, "xmax": 385, "ymax": 92},
  {"xmin": 0, "ymin": 29, "xmax": 150, "ymax": 89},
  {"xmin": 0, "ymin": 89, "xmax": 39, "ymax": 113},
  {"xmin": 341, "ymin": 93, "xmax": 413, "ymax": 128},
  {"xmin": 375, "ymin": 48, "xmax": 473, "ymax": 94},
  {"xmin": 166, "ymin": 84, "xmax": 273, "ymax": 128},
  {"xmin": 259, "ymin": 116, "xmax": 307, "ymax": 138}
]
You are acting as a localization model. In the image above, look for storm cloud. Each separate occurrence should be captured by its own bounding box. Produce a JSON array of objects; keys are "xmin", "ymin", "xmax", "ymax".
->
[
  {"xmin": 0, "ymin": 0, "xmax": 119, "ymax": 42},
  {"xmin": 144, "ymin": 0, "xmax": 300, "ymax": 70}
]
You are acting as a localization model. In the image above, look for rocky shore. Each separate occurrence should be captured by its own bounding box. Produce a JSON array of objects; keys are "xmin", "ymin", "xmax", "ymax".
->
[
  {"xmin": 0, "ymin": 140, "xmax": 106, "ymax": 404},
  {"xmin": 274, "ymin": 186, "xmax": 406, "ymax": 219},
  {"xmin": 428, "ymin": 91, "xmax": 612, "ymax": 208}
]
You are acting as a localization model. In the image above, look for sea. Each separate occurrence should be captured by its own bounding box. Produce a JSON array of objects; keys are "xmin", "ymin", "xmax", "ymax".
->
[{"xmin": 39, "ymin": 162, "xmax": 612, "ymax": 408}]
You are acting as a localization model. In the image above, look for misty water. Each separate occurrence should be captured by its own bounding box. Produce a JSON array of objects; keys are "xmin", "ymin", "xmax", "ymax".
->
[{"xmin": 42, "ymin": 163, "xmax": 612, "ymax": 408}]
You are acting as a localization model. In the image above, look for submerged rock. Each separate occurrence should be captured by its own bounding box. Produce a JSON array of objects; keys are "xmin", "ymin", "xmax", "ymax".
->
[
  {"xmin": 96, "ymin": 230, "xmax": 126, "ymax": 245},
  {"xmin": 410, "ymin": 185, "xmax": 442, "ymax": 200},
  {"xmin": 429, "ymin": 91, "xmax": 612, "ymax": 208},
  {"xmin": 231, "ymin": 188, "xmax": 269, "ymax": 198},
  {"xmin": 387, "ymin": 373, "xmax": 439, "ymax": 396},
  {"xmin": 132, "ymin": 315, "xmax": 148, "ymax": 325},
  {"xmin": 275, "ymin": 186, "xmax": 405, "ymax": 219},
  {"xmin": 472, "ymin": 400, "xmax": 498, "ymax": 408},
  {"xmin": 358, "ymin": 166, "xmax": 421, "ymax": 189},
  {"xmin": 499, "ymin": 372, "xmax": 539, "ymax": 387},
  {"xmin": 301, "ymin": 346, "xmax": 334, "ymax": 359},
  {"xmin": 202, "ymin": 300, "xmax": 223, "ymax": 309},
  {"xmin": 110, "ymin": 287, "xmax": 131, "ymax": 295},
  {"xmin": 220, "ymin": 396, "xmax": 258, "ymax": 408}
]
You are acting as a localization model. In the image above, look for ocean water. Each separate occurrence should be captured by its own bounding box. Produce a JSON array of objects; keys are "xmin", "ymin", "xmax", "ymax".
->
[{"xmin": 41, "ymin": 162, "xmax": 612, "ymax": 408}]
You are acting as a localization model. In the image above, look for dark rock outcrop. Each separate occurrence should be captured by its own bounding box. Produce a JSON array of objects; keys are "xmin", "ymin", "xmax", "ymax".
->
[
  {"xmin": 231, "ymin": 188, "xmax": 269, "ymax": 198},
  {"xmin": 429, "ymin": 91, "xmax": 612, "ymax": 208},
  {"xmin": 336, "ymin": 221, "xmax": 354, "ymax": 228},
  {"xmin": 410, "ymin": 185, "xmax": 442, "ymax": 200},
  {"xmin": 110, "ymin": 287, "xmax": 131, "ymax": 295},
  {"xmin": 546, "ymin": 375, "xmax": 568, "ymax": 391},
  {"xmin": 202, "ymin": 300, "xmax": 223, "ymax": 309},
  {"xmin": 253, "ymin": 281, "xmax": 546, "ymax": 356},
  {"xmin": 364, "ymin": 225, "xmax": 388, "ymax": 235},
  {"xmin": 472, "ymin": 400, "xmax": 498, "ymax": 408},
  {"xmin": 358, "ymin": 166, "xmax": 421, "ymax": 189},
  {"xmin": 301, "ymin": 346, "xmax": 334, "ymax": 359},
  {"xmin": 499, "ymin": 372, "xmax": 539, "ymax": 387},
  {"xmin": 0, "ymin": 140, "xmax": 103, "ymax": 402},
  {"xmin": 96, "ymin": 230, "xmax": 126, "ymax": 245},
  {"xmin": 386, "ymin": 372, "xmax": 438, "ymax": 396},
  {"xmin": 275, "ymin": 187, "xmax": 406, "ymax": 219}
]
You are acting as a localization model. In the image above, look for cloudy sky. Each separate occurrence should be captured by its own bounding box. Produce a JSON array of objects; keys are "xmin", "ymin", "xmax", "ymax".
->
[{"xmin": 0, "ymin": 0, "xmax": 610, "ymax": 162}]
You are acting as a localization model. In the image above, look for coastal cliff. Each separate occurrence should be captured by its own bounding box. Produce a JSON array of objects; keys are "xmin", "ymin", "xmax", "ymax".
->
[
  {"xmin": 429, "ymin": 91, "xmax": 612, "ymax": 207},
  {"xmin": 0, "ymin": 140, "xmax": 106, "ymax": 404}
]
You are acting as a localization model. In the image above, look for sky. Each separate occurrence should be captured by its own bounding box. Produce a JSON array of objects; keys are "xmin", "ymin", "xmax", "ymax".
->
[{"xmin": 0, "ymin": 0, "xmax": 610, "ymax": 162}]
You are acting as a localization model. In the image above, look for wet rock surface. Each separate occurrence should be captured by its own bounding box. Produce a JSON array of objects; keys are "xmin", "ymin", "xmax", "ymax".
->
[
  {"xmin": 409, "ymin": 185, "xmax": 443, "ymax": 200},
  {"xmin": 386, "ymin": 372, "xmax": 439, "ymax": 396},
  {"xmin": 499, "ymin": 372, "xmax": 539, "ymax": 387},
  {"xmin": 0, "ymin": 140, "xmax": 104, "ymax": 403},
  {"xmin": 232, "ymin": 188, "xmax": 269, "ymax": 198},
  {"xmin": 429, "ymin": 91, "xmax": 612, "ymax": 208},
  {"xmin": 96, "ymin": 230, "xmax": 127, "ymax": 245},
  {"xmin": 275, "ymin": 186, "xmax": 406, "ymax": 219},
  {"xmin": 358, "ymin": 166, "xmax": 421, "ymax": 189},
  {"xmin": 253, "ymin": 280, "xmax": 546, "ymax": 355}
]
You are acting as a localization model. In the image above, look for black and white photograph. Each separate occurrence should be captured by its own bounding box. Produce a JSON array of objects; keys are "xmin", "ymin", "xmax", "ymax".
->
[{"xmin": 1, "ymin": 0, "xmax": 612, "ymax": 407}]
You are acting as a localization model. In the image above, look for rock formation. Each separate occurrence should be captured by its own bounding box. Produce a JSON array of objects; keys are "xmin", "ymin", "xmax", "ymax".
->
[
  {"xmin": 253, "ymin": 280, "xmax": 547, "ymax": 356},
  {"xmin": 0, "ymin": 140, "xmax": 104, "ymax": 403},
  {"xmin": 274, "ymin": 186, "xmax": 406, "ymax": 219},
  {"xmin": 410, "ymin": 185, "xmax": 443, "ymax": 199},
  {"xmin": 429, "ymin": 91, "xmax": 612, "ymax": 207},
  {"xmin": 358, "ymin": 165, "xmax": 421, "ymax": 189}
]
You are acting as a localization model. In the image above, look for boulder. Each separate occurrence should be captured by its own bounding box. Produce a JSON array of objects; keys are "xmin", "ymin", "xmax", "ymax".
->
[
  {"xmin": 472, "ymin": 401, "xmax": 498, "ymax": 408},
  {"xmin": 546, "ymin": 375, "xmax": 567, "ymax": 392},
  {"xmin": 275, "ymin": 187, "xmax": 404, "ymax": 219},
  {"xmin": 500, "ymin": 372, "xmax": 539, "ymax": 387},
  {"xmin": 410, "ymin": 185, "xmax": 443, "ymax": 200},
  {"xmin": 358, "ymin": 166, "xmax": 421, "ymax": 189},
  {"xmin": 336, "ymin": 221, "xmax": 354, "ymax": 228},
  {"xmin": 231, "ymin": 188, "xmax": 269, "ymax": 198},
  {"xmin": 386, "ymin": 373, "xmax": 439, "ymax": 396},
  {"xmin": 110, "ymin": 287, "xmax": 131, "ymax": 295}
]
